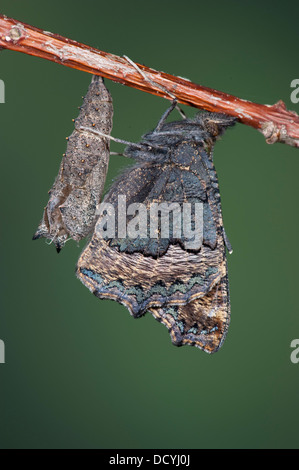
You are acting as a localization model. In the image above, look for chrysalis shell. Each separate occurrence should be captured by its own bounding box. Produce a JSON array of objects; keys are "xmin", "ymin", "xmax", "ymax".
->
[{"xmin": 33, "ymin": 76, "xmax": 113, "ymax": 252}]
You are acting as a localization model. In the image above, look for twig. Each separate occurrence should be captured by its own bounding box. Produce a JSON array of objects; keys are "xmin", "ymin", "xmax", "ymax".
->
[{"xmin": 0, "ymin": 14, "xmax": 298, "ymax": 148}]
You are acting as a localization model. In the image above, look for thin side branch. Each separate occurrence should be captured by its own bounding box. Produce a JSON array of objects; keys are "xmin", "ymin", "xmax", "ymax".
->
[{"xmin": 0, "ymin": 14, "xmax": 299, "ymax": 147}]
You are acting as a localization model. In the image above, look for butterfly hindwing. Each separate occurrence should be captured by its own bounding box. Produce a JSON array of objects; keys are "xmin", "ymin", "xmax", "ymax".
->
[{"xmin": 149, "ymin": 273, "xmax": 230, "ymax": 353}]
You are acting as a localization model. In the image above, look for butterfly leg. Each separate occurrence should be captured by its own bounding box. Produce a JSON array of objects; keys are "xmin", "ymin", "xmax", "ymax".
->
[
  {"xmin": 153, "ymin": 100, "xmax": 178, "ymax": 132},
  {"xmin": 123, "ymin": 54, "xmax": 186, "ymax": 121}
]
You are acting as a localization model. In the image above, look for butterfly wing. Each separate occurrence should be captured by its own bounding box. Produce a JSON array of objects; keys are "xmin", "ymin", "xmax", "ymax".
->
[
  {"xmin": 149, "ymin": 273, "xmax": 230, "ymax": 353},
  {"xmin": 77, "ymin": 123, "xmax": 231, "ymax": 352}
]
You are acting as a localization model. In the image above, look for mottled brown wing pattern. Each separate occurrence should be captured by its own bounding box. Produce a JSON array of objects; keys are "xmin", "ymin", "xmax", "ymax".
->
[
  {"xmin": 149, "ymin": 273, "xmax": 230, "ymax": 353},
  {"xmin": 77, "ymin": 240, "xmax": 226, "ymax": 316},
  {"xmin": 77, "ymin": 111, "xmax": 235, "ymax": 353}
]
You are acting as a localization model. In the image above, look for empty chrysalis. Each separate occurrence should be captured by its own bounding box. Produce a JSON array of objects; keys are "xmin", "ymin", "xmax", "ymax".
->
[{"xmin": 33, "ymin": 75, "xmax": 113, "ymax": 252}]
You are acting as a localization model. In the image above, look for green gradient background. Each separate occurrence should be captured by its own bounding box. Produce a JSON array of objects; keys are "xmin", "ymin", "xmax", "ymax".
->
[{"xmin": 1, "ymin": 0, "xmax": 299, "ymax": 449}]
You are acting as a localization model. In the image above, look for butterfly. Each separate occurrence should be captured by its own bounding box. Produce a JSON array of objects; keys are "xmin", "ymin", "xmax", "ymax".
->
[{"xmin": 77, "ymin": 103, "xmax": 236, "ymax": 353}]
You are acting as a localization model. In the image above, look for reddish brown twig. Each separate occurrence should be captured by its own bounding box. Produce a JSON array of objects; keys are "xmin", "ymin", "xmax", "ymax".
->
[{"xmin": 1, "ymin": 14, "xmax": 299, "ymax": 148}]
